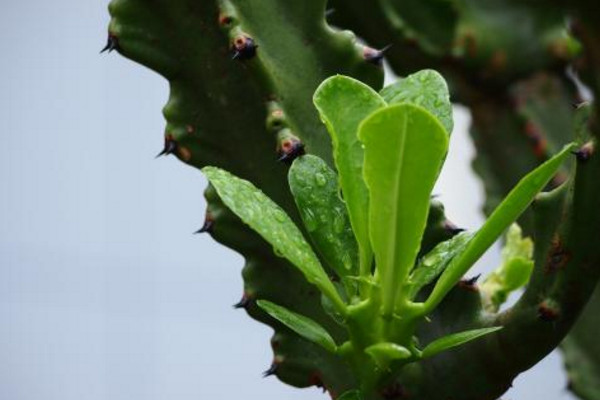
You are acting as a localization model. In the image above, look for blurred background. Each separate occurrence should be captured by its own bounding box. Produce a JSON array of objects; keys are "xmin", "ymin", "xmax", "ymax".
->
[{"xmin": 0, "ymin": 1, "xmax": 575, "ymax": 399}]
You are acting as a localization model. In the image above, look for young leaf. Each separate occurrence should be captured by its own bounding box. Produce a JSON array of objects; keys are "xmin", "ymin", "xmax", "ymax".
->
[
  {"xmin": 365, "ymin": 342, "xmax": 413, "ymax": 369},
  {"xmin": 407, "ymin": 231, "xmax": 474, "ymax": 300},
  {"xmin": 358, "ymin": 104, "xmax": 449, "ymax": 316},
  {"xmin": 424, "ymin": 143, "xmax": 576, "ymax": 313},
  {"xmin": 202, "ymin": 167, "xmax": 345, "ymax": 313},
  {"xmin": 380, "ymin": 69, "xmax": 453, "ymax": 135},
  {"xmin": 257, "ymin": 300, "xmax": 338, "ymax": 353},
  {"xmin": 481, "ymin": 224, "xmax": 534, "ymax": 311},
  {"xmin": 289, "ymin": 155, "xmax": 359, "ymax": 280},
  {"xmin": 421, "ymin": 327, "xmax": 503, "ymax": 359},
  {"xmin": 314, "ymin": 75, "xmax": 387, "ymax": 276},
  {"xmin": 338, "ymin": 390, "xmax": 363, "ymax": 400}
]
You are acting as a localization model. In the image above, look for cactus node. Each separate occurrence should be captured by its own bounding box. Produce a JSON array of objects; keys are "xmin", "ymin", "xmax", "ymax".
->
[
  {"xmin": 277, "ymin": 138, "xmax": 305, "ymax": 163},
  {"xmin": 231, "ymin": 35, "xmax": 258, "ymax": 60},
  {"xmin": 538, "ymin": 300, "xmax": 561, "ymax": 322},
  {"xmin": 572, "ymin": 141, "xmax": 595, "ymax": 163}
]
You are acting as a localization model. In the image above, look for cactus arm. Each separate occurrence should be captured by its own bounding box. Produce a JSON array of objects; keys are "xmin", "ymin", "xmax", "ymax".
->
[{"xmin": 107, "ymin": 0, "xmax": 384, "ymax": 394}]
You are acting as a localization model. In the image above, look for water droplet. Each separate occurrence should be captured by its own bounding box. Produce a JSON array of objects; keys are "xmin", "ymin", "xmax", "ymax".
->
[
  {"xmin": 333, "ymin": 213, "xmax": 345, "ymax": 234},
  {"xmin": 273, "ymin": 246, "xmax": 284, "ymax": 258},
  {"xmin": 303, "ymin": 209, "xmax": 318, "ymax": 232},
  {"xmin": 341, "ymin": 253, "xmax": 352, "ymax": 271},
  {"xmin": 274, "ymin": 210, "xmax": 286, "ymax": 222},
  {"xmin": 315, "ymin": 173, "xmax": 326, "ymax": 187}
]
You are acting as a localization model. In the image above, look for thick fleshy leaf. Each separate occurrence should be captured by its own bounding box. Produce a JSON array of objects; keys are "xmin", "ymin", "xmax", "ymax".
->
[
  {"xmin": 421, "ymin": 327, "xmax": 503, "ymax": 359},
  {"xmin": 358, "ymin": 104, "xmax": 449, "ymax": 315},
  {"xmin": 289, "ymin": 155, "xmax": 359, "ymax": 281},
  {"xmin": 424, "ymin": 143, "xmax": 576, "ymax": 312},
  {"xmin": 338, "ymin": 390, "xmax": 363, "ymax": 400},
  {"xmin": 257, "ymin": 300, "xmax": 338, "ymax": 353},
  {"xmin": 380, "ymin": 69, "xmax": 453, "ymax": 134},
  {"xmin": 314, "ymin": 75, "xmax": 387, "ymax": 276},
  {"xmin": 407, "ymin": 231, "xmax": 474, "ymax": 300},
  {"xmin": 202, "ymin": 167, "xmax": 345, "ymax": 312},
  {"xmin": 365, "ymin": 342, "xmax": 412, "ymax": 368}
]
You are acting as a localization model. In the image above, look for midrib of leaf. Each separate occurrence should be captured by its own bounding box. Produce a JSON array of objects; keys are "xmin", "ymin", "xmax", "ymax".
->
[{"xmin": 381, "ymin": 114, "xmax": 409, "ymax": 317}]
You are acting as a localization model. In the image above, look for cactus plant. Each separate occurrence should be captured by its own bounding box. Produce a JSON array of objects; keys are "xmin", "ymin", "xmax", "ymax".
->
[{"xmin": 104, "ymin": 1, "xmax": 600, "ymax": 399}]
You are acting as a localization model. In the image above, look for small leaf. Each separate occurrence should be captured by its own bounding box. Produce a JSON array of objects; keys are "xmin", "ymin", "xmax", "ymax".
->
[
  {"xmin": 314, "ymin": 75, "xmax": 387, "ymax": 276},
  {"xmin": 421, "ymin": 326, "xmax": 503, "ymax": 359},
  {"xmin": 380, "ymin": 69, "xmax": 453, "ymax": 134},
  {"xmin": 257, "ymin": 300, "xmax": 338, "ymax": 353},
  {"xmin": 365, "ymin": 342, "xmax": 412, "ymax": 369},
  {"xmin": 407, "ymin": 231, "xmax": 474, "ymax": 300},
  {"xmin": 289, "ymin": 155, "xmax": 359, "ymax": 280},
  {"xmin": 338, "ymin": 390, "xmax": 363, "ymax": 400},
  {"xmin": 481, "ymin": 224, "xmax": 534, "ymax": 311},
  {"xmin": 202, "ymin": 167, "xmax": 345, "ymax": 312},
  {"xmin": 359, "ymin": 104, "xmax": 449, "ymax": 316},
  {"xmin": 424, "ymin": 143, "xmax": 576, "ymax": 313}
]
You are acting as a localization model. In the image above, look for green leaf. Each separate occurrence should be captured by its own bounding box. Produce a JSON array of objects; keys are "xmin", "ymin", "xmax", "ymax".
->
[
  {"xmin": 289, "ymin": 155, "xmax": 359, "ymax": 281},
  {"xmin": 202, "ymin": 167, "xmax": 345, "ymax": 313},
  {"xmin": 365, "ymin": 342, "xmax": 412, "ymax": 369},
  {"xmin": 424, "ymin": 143, "xmax": 575, "ymax": 313},
  {"xmin": 407, "ymin": 231, "xmax": 474, "ymax": 300},
  {"xmin": 380, "ymin": 69, "xmax": 453, "ymax": 134},
  {"xmin": 358, "ymin": 104, "xmax": 449, "ymax": 316},
  {"xmin": 314, "ymin": 75, "xmax": 387, "ymax": 277},
  {"xmin": 338, "ymin": 390, "xmax": 363, "ymax": 400},
  {"xmin": 481, "ymin": 224, "xmax": 534, "ymax": 311},
  {"xmin": 421, "ymin": 327, "xmax": 503, "ymax": 359},
  {"xmin": 257, "ymin": 300, "xmax": 338, "ymax": 353}
]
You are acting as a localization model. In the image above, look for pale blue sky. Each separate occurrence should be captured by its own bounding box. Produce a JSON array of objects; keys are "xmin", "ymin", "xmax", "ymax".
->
[{"xmin": 0, "ymin": 2, "xmax": 574, "ymax": 399}]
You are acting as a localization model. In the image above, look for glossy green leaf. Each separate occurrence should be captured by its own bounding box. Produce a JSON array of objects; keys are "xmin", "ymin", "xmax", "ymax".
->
[
  {"xmin": 202, "ymin": 167, "xmax": 345, "ymax": 313},
  {"xmin": 289, "ymin": 155, "xmax": 359, "ymax": 280},
  {"xmin": 338, "ymin": 390, "xmax": 364, "ymax": 400},
  {"xmin": 314, "ymin": 75, "xmax": 387, "ymax": 276},
  {"xmin": 380, "ymin": 69, "xmax": 453, "ymax": 134},
  {"xmin": 257, "ymin": 300, "xmax": 338, "ymax": 353},
  {"xmin": 358, "ymin": 104, "xmax": 449, "ymax": 316},
  {"xmin": 424, "ymin": 143, "xmax": 575, "ymax": 313},
  {"xmin": 421, "ymin": 327, "xmax": 503, "ymax": 359},
  {"xmin": 407, "ymin": 231, "xmax": 474, "ymax": 300},
  {"xmin": 481, "ymin": 224, "xmax": 534, "ymax": 311},
  {"xmin": 365, "ymin": 342, "xmax": 412, "ymax": 369}
]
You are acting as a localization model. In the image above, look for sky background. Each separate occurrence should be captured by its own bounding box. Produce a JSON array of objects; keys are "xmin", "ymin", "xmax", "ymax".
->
[{"xmin": 0, "ymin": 1, "xmax": 576, "ymax": 399}]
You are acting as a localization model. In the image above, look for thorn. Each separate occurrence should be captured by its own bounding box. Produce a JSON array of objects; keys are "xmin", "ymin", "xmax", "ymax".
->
[
  {"xmin": 572, "ymin": 141, "xmax": 594, "ymax": 163},
  {"xmin": 262, "ymin": 364, "xmax": 278, "ymax": 378},
  {"xmin": 363, "ymin": 44, "xmax": 392, "ymax": 66},
  {"xmin": 233, "ymin": 294, "xmax": 251, "ymax": 309},
  {"xmin": 464, "ymin": 274, "xmax": 481, "ymax": 286},
  {"xmin": 231, "ymin": 35, "xmax": 257, "ymax": 60},
  {"xmin": 278, "ymin": 139, "xmax": 305, "ymax": 163},
  {"xmin": 194, "ymin": 216, "xmax": 214, "ymax": 234},
  {"xmin": 325, "ymin": 8, "xmax": 335, "ymax": 18},
  {"xmin": 444, "ymin": 220, "xmax": 465, "ymax": 236},
  {"xmin": 100, "ymin": 34, "xmax": 119, "ymax": 54},
  {"xmin": 156, "ymin": 135, "xmax": 178, "ymax": 158}
]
